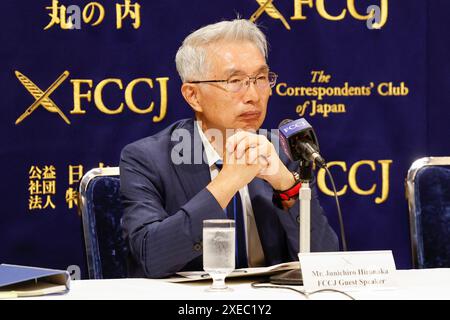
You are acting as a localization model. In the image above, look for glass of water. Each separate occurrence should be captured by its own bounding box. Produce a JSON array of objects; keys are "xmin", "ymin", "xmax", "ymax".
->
[{"xmin": 203, "ymin": 219, "xmax": 235, "ymax": 292}]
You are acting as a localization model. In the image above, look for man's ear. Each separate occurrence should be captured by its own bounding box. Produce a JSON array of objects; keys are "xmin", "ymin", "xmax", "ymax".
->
[{"xmin": 181, "ymin": 83, "xmax": 203, "ymax": 113}]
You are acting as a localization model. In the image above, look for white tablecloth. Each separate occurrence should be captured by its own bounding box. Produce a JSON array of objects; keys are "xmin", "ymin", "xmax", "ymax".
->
[{"xmin": 23, "ymin": 268, "xmax": 450, "ymax": 300}]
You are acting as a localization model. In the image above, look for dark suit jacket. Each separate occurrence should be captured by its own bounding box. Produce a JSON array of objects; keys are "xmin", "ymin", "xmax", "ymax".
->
[{"xmin": 120, "ymin": 118, "xmax": 339, "ymax": 278}]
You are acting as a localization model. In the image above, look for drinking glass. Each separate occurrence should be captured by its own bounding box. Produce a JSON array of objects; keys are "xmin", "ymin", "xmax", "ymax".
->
[{"xmin": 203, "ymin": 219, "xmax": 235, "ymax": 292}]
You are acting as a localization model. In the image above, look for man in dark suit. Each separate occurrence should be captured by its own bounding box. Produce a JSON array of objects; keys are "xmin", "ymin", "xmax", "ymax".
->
[{"xmin": 120, "ymin": 19, "xmax": 338, "ymax": 278}]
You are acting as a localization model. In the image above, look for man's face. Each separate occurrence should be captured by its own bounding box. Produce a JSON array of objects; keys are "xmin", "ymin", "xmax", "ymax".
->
[{"xmin": 195, "ymin": 40, "xmax": 270, "ymax": 133}]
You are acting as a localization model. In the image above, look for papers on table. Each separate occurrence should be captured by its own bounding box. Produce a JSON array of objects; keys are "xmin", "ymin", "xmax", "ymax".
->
[{"xmin": 165, "ymin": 261, "xmax": 299, "ymax": 283}]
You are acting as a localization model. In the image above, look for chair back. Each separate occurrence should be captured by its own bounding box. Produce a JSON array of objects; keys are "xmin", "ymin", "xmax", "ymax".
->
[
  {"xmin": 79, "ymin": 167, "xmax": 128, "ymax": 279},
  {"xmin": 406, "ymin": 157, "xmax": 450, "ymax": 268}
]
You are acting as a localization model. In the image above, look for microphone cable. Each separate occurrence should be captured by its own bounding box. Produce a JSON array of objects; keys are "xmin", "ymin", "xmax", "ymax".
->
[
  {"xmin": 250, "ymin": 280, "xmax": 355, "ymax": 300},
  {"xmin": 323, "ymin": 164, "xmax": 348, "ymax": 251}
]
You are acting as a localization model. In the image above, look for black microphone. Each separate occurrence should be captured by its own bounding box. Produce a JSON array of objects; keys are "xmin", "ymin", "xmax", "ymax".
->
[
  {"xmin": 278, "ymin": 118, "xmax": 326, "ymax": 168},
  {"xmin": 278, "ymin": 119, "xmax": 348, "ymax": 253}
]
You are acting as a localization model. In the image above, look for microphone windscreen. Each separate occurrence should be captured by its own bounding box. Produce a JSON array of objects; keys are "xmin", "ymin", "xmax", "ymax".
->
[{"xmin": 278, "ymin": 119, "xmax": 292, "ymax": 128}]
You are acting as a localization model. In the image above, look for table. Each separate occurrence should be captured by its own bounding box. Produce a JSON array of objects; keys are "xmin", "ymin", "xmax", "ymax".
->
[{"xmin": 23, "ymin": 268, "xmax": 450, "ymax": 300}]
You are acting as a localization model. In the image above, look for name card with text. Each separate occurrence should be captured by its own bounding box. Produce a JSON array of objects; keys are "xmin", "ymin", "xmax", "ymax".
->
[{"xmin": 298, "ymin": 250, "xmax": 397, "ymax": 292}]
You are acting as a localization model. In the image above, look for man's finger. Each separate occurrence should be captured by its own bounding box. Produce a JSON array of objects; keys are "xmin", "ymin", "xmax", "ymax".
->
[
  {"xmin": 246, "ymin": 144, "xmax": 271, "ymax": 166},
  {"xmin": 235, "ymin": 135, "xmax": 262, "ymax": 159},
  {"xmin": 226, "ymin": 130, "xmax": 255, "ymax": 154}
]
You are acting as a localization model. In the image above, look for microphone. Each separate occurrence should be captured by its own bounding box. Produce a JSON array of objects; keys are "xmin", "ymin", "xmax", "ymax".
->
[
  {"xmin": 277, "ymin": 119, "xmax": 348, "ymax": 254},
  {"xmin": 278, "ymin": 118, "xmax": 326, "ymax": 168}
]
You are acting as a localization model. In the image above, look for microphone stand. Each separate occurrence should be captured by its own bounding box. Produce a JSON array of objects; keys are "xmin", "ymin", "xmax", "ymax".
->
[
  {"xmin": 299, "ymin": 160, "xmax": 313, "ymax": 253},
  {"xmin": 270, "ymin": 160, "xmax": 313, "ymax": 285}
]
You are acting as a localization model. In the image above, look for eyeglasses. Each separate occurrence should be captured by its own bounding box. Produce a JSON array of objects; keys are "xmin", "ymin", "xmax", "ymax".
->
[{"xmin": 187, "ymin": 71, "xmax": 278, "ymax": 93}]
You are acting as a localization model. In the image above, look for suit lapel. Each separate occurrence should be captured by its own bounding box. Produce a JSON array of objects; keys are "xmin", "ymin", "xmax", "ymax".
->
[{"xmin": 171, "ymin": 119, "xmax": 211, "ymax": 201}]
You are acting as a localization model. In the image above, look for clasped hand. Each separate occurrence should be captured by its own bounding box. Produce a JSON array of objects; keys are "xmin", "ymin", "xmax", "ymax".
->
[{"xmin": 220, "ymin": 131, "xmax": 294, "ymax": 191}]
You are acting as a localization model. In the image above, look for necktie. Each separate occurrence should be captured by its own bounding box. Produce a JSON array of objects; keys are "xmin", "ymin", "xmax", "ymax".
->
[{"xmin": 215, "ymin": 160, "xmax": 248, "ymax": 268}]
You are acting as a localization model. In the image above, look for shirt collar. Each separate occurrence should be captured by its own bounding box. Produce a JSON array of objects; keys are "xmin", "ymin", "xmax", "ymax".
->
[{"xmin": 195, "ymin": 120, "xmax": 222, "ymax": 167}]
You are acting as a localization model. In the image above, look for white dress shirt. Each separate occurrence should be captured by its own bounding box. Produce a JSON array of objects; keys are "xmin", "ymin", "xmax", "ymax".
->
[{"xmin": 196, "ymin": 121, "xmax": 265, "ymax": 267}]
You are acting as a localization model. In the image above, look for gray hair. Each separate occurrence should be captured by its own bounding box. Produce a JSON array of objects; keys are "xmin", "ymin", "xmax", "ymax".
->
[{"xmin": 175, "ymin": 19, "xmax": 268, "ymax": 82}]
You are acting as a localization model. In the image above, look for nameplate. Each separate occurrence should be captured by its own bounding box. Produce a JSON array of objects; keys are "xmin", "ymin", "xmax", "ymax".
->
[{"xmin": 298, "ymin": 250, "xmax": 397, "ymax": 292}]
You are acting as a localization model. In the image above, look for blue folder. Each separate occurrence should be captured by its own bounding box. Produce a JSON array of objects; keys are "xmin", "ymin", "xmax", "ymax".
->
[{"xmin": 0, "ymin": 264, "xmax": 70, "ymax": 298}]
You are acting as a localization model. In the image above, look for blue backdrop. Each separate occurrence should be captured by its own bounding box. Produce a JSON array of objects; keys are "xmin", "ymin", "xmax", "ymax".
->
[{"xmin": 1, "ymin": 0, "xmax": 449, "ymax": 278}]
